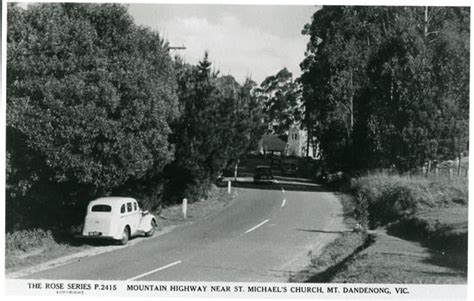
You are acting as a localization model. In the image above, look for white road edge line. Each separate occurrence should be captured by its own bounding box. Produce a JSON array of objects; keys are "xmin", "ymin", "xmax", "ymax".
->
[
  {"xmin": 126, "ymin": 260, "xmax": 182, "ymax": 281},
  {"xmin": 281, "ymin": 199, "xmax": 286, "ymax": 208},
  {"xmin": 244, "ymin": 219, "xmax": 270, "ymax": 234}
]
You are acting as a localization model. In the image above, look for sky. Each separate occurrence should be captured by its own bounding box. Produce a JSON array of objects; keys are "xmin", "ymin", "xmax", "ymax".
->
[{"xmin": 128, "ymin": 4, "xmax": 319, "ymax": 84}]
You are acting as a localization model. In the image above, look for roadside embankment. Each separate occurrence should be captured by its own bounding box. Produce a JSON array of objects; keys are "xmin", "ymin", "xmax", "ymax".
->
[{"xmin": 295, "ymin": 172, "xmax": 467, "ymax": 283}]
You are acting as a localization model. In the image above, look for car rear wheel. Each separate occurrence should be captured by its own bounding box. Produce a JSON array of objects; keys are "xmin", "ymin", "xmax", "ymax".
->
[
  {"xmin": 145, "ymin": 219, "xmax": 157, "ymax": 237},
  {"xmin": 119, "ymin": 227, "xmax": 130, "ymax": 245}
]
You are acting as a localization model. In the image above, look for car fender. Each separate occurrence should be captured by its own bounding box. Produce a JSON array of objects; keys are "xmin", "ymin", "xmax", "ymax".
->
[
  {"xmin": 111, "ymin": 220, "xmax": 128, "ymax": 240},
  {"xmin": 138, "ymin": 212, "xmax": 156, "ymax": 232}
]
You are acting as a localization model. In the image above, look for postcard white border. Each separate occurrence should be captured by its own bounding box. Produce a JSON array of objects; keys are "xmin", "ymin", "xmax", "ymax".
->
[{"xmin": 1, "ymin": 1, "xmax": 472, "ymax": 301}]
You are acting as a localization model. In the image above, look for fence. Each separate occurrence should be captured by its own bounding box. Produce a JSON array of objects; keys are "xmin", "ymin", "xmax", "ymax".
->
[{"xmin": 410, "ymin": 157, "xmax": 468, "ymax": 180}]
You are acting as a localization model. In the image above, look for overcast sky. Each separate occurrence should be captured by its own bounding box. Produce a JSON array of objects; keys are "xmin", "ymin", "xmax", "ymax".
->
[{"xmin": 128, "ymin": 4, "xmax": 319, "ymax": 84}]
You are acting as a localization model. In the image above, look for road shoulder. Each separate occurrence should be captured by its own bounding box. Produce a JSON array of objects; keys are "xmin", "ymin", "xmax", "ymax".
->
[
  {"xmin": 290, "ymin": 193, "xmax": 467, "ymax": 284},
  {"xmin": 6, "ymin": 185, "xmax": 235, "ymax": 278}
]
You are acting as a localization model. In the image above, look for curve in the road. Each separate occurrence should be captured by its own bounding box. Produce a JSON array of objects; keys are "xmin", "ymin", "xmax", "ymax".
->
[{"xmin": 21, "ymin": 180, "xmax": 346, "ymax": 282}]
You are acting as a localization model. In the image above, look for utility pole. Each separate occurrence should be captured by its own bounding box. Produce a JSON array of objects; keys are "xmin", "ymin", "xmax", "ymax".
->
[
  {"xmin": 424, "ymin": 6, "xmax": 429, "ymax": 39},
  {"xmin": 167, "ymin": 46, "xmax": 187, "ymax": 52}
]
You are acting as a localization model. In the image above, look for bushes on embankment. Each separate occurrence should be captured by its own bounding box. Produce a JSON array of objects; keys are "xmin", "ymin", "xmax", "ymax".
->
[
  {"xmin": 349, "ymin": 173, "xmax": 467, "ymax": 225},
  {"xmin": 6, "ymin": 229, "xmax": 56, "ymax": 256},
  {"xmin": 344, "ymin": 172, "xmax": 468, "ymax": 248}
]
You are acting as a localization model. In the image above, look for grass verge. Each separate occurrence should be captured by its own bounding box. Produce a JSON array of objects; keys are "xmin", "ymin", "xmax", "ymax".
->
[
  {"xmin": 330, "ymin": 229, "xmax": 466, "ymax": 284},
  {"xmin": 294, "ymin": 171, "xmax": 467, "ymax": 284},
  {"xmin": 289, "ymin": 193, "xmax": 369, "ymax": 283},
  {"xmin": 324, "ymin": 172, "xmax": 467, "ymax": 283},
  {"xmin": 349, "ymin": 173, "xmax": 467, "ymax": 260}
]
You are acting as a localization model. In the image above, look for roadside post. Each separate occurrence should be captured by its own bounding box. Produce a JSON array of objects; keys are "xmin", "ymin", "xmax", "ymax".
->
[
  {"xmin": 182, "ymin": 198, "xmax": 188, "ymax": 219},
  {"xmin": 228, "ymin": 180, "xmax": 231, "ymax": 194}
]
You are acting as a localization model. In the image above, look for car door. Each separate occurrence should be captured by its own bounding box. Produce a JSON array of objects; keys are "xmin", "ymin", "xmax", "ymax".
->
[{"xmin": 126, "ymin": 201, "xmax": 140, "ymax": 235}]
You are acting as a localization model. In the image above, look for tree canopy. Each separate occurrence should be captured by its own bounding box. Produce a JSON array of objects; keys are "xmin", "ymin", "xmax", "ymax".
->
[
  {"xmin": 256, "ymin": 68, "xmax": 302, "ymax": 135},
  {"xmin": 166, "ymin": 53, "xmax": 264, "ymax": 203},
  {"xmin": 7, "ymin": 3, "xmax": 178, "ymax": 229},
  {"xmin": 6, "ymin": 3, "xmax": 265, "ymax": 230},
  {"xmin": 300, "ymin": 6, "xmax": 469, "ymax": 171}
]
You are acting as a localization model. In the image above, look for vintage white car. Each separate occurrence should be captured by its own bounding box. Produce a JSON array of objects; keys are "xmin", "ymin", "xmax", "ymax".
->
[{"xmin": 81, "ymin": 197, "xmax": 157, "ymax": 245}]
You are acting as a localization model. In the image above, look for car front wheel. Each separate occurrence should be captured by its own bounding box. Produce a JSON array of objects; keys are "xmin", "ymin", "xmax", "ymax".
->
[
  {"xmin": 145, "ymin": 219, "xmax": 157, "ymax": 237},
  {"xmin": 120, "ymin": 227, "xmax": 130, "ymax": 245}
]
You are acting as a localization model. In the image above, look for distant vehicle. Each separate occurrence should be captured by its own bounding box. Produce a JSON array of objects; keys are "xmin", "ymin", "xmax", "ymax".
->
[
  {"xmin": 270, "ymin": 156, "xmax": 282, "ymax": 169},
  {"xmin": 254, "ymin": 166, "xmax": 276, "ymax": 184},
  {"xmin": 80, "ymin": 197, "xmax": 157, "ymax": 245},
  {"xmin": 282, "ymin": 162, "xmax": 298, "ymax": 176}
]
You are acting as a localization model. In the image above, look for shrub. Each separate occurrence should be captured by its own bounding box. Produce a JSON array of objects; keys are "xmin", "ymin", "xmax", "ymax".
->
[
  {"xmin": 6, "ymin": 228, "xmax": 56, "ymax": 255},
  {"xmin": 7, "ymin": 3, "xmax": 178, "ymax": 232},
  {"xmin": 350, "ymin": 172, "xmax": 468, "ymax": 228}
]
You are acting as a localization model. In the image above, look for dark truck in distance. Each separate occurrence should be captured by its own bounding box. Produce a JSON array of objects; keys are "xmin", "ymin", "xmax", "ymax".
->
[{"xmin": 253, "ymin": 166, "xmax": 276, "ymax": 184}]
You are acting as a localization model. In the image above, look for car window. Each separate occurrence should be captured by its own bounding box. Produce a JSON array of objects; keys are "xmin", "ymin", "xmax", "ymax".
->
[
  {"xmin": 134, "ymin": 202, "xmax": 138, "ymax": 211},
  {"xmin": 120, "ymin": 204, "xmax": 126, "ymax": 214},
  {"xmin": 127, "ymin": 202, "xmax": 132, "ymax": 212},
  {"xmin": 91, "ymin": 205, "xmax": 112, "ymax": 212},
  {"xmin": 257, "ymin": 168, "xmax": 272, "ymax": 176}
]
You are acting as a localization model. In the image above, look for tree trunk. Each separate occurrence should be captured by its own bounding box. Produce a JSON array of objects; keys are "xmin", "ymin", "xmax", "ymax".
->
[
  {"xmin": 424, "ymin": 6, "xmax": 429, "ymax": 39},
  {"xmin": 306, "ymin": 128, "xmax": 311, "ymax": 157}
]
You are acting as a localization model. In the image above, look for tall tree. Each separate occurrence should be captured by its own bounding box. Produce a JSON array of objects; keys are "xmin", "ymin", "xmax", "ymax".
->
[
  {"xmin": 256, "ymin": 68, "xmax": 302, "ymax": 135},
  {"xmin": 300, "ymin": 6, "xmax": 469, "ymax": 172},
  {"xmin": 165, "ymin": 53, "xmax": 264, "ymax": 203},
  {"xmin": 7, "ymin": 3, "xmax": 178, "ymax": 229}
]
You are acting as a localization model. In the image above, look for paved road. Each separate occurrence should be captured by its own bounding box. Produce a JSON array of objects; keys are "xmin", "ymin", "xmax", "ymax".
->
[{"xmin": 23, "ymin": 180, "xmax": 345, "ymax": 282}]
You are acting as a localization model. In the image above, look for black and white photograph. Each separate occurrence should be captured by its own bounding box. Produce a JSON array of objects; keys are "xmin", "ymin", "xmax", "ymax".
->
[{"xmin": 2, "ymin": 0, "xmax": 471, "ymax": 299}]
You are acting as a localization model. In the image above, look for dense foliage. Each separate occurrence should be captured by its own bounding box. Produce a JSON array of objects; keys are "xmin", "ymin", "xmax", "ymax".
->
[
  {"xmin": 165, "ymin": 54, "xmax": 265, "ymax": 203},
  {"xmin": 255, "ymin": 68, "xmax": 302, "ymax": 135},
  {"xmin": 300, "ymin": 6, "xmax": 469, "ymax": 172},
  {"xmin": 7, "ymin": 3, "xmax": 179, "ymax": 230},
  {"xmin": 6, "ymin": 4, "xmax": 263, "ymax": 231}
]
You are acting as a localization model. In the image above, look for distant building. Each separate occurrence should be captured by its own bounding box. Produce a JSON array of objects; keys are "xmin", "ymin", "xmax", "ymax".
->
[
  {"xmin": 257, "ymin": 127, "xmax": 319, "ymax": 158},
  {"xmin": 287, "ymin": 126, "xmax": 303, "ymax": 156},
  {"xmin": 287, "ymin": 126, "xmax": 319, "ymax": 158},
  {"xmin": 258, "ymin": 135, "xmax": 287, "ymax": 155}
]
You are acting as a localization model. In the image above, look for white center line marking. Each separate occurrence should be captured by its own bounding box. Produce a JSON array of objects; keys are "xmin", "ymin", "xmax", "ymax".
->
[
  {"xmin": 126, "ymin": 260, "xmax": 182, "ymax": 281},
  {"xmin": 281, "ymin": 199, "xmax": 286, "ymax": 208},
  {"xmin": 244, "ymin": 219, "xmax": 270, "ymax": 234}
]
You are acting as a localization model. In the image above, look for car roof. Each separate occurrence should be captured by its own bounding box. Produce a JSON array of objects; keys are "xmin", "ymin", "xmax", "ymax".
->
[{"xmin": 89, "ymin": 197, "xmax": 137, "ymax": 206}]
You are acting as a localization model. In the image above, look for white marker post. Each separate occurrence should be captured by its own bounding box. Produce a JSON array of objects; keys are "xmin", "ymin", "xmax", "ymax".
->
[
  {"xmin": 228, "ymin": 180, "xmax": 231, "ymax": 194},
  {"xmin": 182, "ymin": 198, "xmax": 188, "ymax": 219}
]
